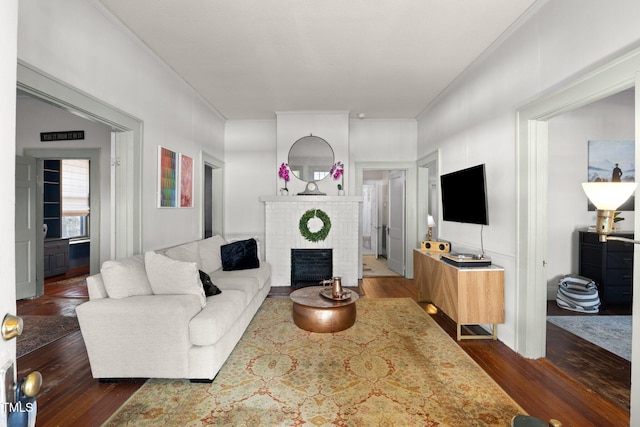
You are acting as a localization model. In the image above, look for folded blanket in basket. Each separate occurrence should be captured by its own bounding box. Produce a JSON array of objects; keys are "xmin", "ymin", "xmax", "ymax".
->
[{"xmin": 556, "ymin": 274, "xmax": 600, "ymax": 313}]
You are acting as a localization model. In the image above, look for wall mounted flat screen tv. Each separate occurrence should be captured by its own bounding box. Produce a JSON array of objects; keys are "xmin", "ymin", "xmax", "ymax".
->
[{"xmin": 440, "ymin": 164, "xmax": 489, "ymax": 225}]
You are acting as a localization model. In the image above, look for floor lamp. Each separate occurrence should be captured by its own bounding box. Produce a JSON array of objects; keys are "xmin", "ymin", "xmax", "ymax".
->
[{"xmin": 582, "ymin": 182, "xmax": 639, "ymax": 244}]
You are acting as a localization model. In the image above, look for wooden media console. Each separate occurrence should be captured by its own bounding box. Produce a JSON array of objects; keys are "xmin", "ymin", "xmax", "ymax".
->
[{"xmin": 414, "ymin": 249, "xmax": 505, "ymax": 340}]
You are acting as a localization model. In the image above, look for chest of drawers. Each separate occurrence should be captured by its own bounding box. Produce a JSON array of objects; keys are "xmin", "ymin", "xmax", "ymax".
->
[{"xmin": 578, "ymin": 230, "xmax": 633, "ymax": 306}]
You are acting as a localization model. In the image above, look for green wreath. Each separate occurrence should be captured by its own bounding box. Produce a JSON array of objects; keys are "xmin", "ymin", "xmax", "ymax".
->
[{"xmin": 299, "ymin": 209, "xmax": 332, "ymax": 242}]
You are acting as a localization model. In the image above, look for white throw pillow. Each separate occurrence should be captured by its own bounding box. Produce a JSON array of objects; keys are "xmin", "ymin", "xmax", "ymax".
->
[
  {"xmin": 198, "ymin": 235, "xmax": 227, "ymax": 273},
  {"xmin": 144, "ymin": 251, "xmax": 206, "ymax": 308},
  {"xmin": 100, "ymin": 254, "xmax": 153, "ymax": 299},
  {"xmin": 165, "ymin": 241, "xmax": 201, "ymax": 268}
]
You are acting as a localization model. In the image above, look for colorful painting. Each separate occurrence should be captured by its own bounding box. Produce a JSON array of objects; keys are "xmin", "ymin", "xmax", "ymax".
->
[
  {"xmin": 588, "ymin": 140, "xmax": 635, "ymax": 211},
  {"xmin": 159, "ymin": 146, "xmax": 177, "ymax": 207},
  {"xmin": 180, "ymin": 154, "xmax": 194, "ymax": 208}
]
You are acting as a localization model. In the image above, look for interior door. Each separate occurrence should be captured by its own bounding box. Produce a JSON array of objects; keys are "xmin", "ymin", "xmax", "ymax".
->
[
  {"xmin": 15, "ymin": 155, "xmax": 37, "ymax": 299},
  {"xmin": 387, "ymin": 171, "xmax": 405, "ymax": 275},
  {"xmin": 369, "ymin": 184, "xmax": 378, "ymax": 257},
  {"xmin": 362, "ymin": 184, "xmax": 378, "ymax": 256}
]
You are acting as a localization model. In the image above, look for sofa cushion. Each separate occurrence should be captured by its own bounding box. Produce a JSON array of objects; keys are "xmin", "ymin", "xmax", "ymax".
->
[
  {"xmin": 165, "ymin": 241, "xmax": 201, "ymax": 268},
  {"xmin": 100, "ymin": 254, "xmax": 153, "ymax": 299},
  {"xmin": 199, "ymin": 270, "xmax": 222, "ymax": 296},
  {"xmin": 189, "ymin": 290, "xmax": 246, "ymax": 346},
  {"xmin": 144, "ymin": 251, "xmax": 206, "ymax": 308},
  {"xmin": 198, "ymin": 235, "xmax": 227, "ymax": 273},
  {"xmin": 210, "ymin": 263, "xmax": 271, "ymax": 290},
  {"xmin": 221, "ymin": 238, "xmax": 260, "ymax": 271},
  {"xmin": 86, "ymin": 273, "xmax": 108, "ymax": 300}
]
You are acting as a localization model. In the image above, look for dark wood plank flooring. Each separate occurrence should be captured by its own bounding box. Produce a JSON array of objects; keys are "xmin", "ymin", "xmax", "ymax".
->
[{"xmin": 16, "ymin": 275, "xmax": 630, "ymax": 426}]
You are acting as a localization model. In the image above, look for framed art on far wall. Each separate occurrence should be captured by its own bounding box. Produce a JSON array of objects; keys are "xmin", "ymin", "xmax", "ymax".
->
[
  {"xmin": 180, "ymin": 153, "xmax": 194, "ymax": 208},
  {"xmin": 158, "ymin": 146, "xmax": 177, "ymax": 207},
  {"xmin": 587, "ymin": 140, "xmax": 635, "ymax": 211}
]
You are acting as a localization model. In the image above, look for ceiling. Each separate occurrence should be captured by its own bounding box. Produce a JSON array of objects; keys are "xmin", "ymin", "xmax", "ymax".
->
[{"xmin": 99, "ymin": 0, "xmax": 538, "ymax": 120}]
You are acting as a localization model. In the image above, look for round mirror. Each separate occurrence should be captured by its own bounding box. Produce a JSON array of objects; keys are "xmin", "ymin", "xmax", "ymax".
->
[{"xmin": 288, "ymin": 135, "xmax": 334, "ymax": 182}]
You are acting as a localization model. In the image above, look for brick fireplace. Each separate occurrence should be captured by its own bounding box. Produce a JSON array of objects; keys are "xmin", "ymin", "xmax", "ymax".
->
[{"xmin": 261, "ymin": 195, "xmax": 362, "ymax": 287}]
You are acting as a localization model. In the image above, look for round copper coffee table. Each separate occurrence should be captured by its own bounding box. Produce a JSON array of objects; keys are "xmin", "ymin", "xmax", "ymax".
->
[{"xmin": 290, "ymin": 286, "xmax": 359, "ymax": 333}]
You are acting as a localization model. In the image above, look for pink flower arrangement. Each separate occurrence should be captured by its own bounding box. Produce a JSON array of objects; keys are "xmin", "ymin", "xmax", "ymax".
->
[
  {"xmin": 330, "ymin": 161, "xmax": 344, "ymax": 190},
  {"xmin": 279, "ymin": 162, "xmax": 290, "ymax": 190}
]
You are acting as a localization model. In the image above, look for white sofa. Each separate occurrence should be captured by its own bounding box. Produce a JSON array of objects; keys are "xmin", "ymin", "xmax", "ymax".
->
[{"xmin": 76, "ymin": 236, "xmax": 271, "ymax": 381}]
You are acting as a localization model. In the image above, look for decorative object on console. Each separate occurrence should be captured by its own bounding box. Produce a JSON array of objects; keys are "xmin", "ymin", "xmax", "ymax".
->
[
  {"xmin": 581, "ymin": 182, "xmax": 637, "ymax": 243},
  {"xmin": 299, "ymin": 209, "xmax": 331, "ymax": 242},
  {"xmin": 427, "ymin": 215, "xmax": 436, "ymax": 240},
  {"xmin": 278, "ymin": 162, "xmax": 290, "ymax": 195},
  {"xmin": 420, "ymin": 240, "xmax": 450, "ymax": 253}
]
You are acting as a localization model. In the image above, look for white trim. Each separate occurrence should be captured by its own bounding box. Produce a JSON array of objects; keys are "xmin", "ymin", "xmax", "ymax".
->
[
  {"xmin": 24, "ymin": 148, "xmax": 101, "ymax": 288},
  {"xmin": 516, "ymin": 46, "xmax": 640, "ymax": 365},
  {"xmin": 417, "ymin": 150, "xmax": 440, "ymax": 243},
  {"xmin": 200, "ymin": 152, "xmax": 224, "ymax": 238},
  {"xmin": 18, "ymin": 61, "xmax": 143, "ymax": 259}
]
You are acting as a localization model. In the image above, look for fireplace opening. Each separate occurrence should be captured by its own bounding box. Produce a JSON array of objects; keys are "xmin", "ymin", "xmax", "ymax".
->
[{"xmin": 291, "ymin": 249, "xmax": 333, "ymax": 289}]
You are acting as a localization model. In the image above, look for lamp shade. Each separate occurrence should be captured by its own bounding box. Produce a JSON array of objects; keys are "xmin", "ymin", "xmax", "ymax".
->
[
  {"xmin": 582, "ymin": 182, "xmax": 637, "ymax": 210},
  {"xmin": 427, "ymin": 215, "xmax": 436, "ymax": 227}
]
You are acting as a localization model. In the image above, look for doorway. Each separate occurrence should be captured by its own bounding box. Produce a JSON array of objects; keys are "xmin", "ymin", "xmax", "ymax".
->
[
  {"xmin": 515, "ymin": 45, "xmax": 640, "ymax": 424},
  {"xmin": 361, "ymin": 169, "xmax": 405, "ymax": 277}
]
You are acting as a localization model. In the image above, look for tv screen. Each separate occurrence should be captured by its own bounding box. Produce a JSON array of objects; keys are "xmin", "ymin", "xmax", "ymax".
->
[{"xmin": 440, "ymin": 164, "xmax": 489, "ymax": 225}]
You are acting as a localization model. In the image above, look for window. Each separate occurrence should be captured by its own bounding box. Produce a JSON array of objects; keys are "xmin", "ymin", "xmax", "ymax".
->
[{"xmin": 61, "ymin": 159, "xmax": 90, "ymax": 238}]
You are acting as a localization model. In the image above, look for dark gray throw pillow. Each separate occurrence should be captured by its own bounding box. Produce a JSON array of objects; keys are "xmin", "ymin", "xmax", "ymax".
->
[
  {"xmin": 199, "ymin": 270, "xmax": 222, "ymax": 296},
  {"xmin": 221, "ymin": 238, "xmax": 260, "ymax": 271}
]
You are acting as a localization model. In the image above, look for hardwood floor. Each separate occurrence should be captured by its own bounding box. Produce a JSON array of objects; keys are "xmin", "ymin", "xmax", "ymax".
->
[{"xmin": 16, "ymin": 276, "xmax": 630, "ymax": 426}]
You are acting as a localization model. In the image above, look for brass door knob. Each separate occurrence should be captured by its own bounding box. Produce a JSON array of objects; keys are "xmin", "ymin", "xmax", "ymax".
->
[
  {"xmin": 21, "ymin": 371, "xmax": 43, "ymax": 397},
  {"xmin": 2, "ymin": 314, "xmax": 23, "ymax": 340}
]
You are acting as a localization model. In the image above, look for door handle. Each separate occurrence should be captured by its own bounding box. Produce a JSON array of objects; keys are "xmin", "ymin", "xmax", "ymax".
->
[{"xmin": 2, "ymin": 314, "xmax": 23, "ymax": 340}]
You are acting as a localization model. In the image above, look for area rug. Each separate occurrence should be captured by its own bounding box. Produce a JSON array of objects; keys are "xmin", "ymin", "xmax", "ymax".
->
[
  {"xmin": 17, "ymin": 315, "xmax": 80, "ymax": 358},
  {"xmin": 47, "ymin": 275, "xmax": 87, "ymax": 286},
  {"xmin": 104, "ymin": 298, "xmax": 525, "ymax": 426},
  {"xmin": 547, "ymin": 315, "xmax": 631, "ymax": 361}
]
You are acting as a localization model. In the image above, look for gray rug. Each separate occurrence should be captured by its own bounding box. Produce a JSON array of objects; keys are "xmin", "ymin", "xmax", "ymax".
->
[{"xmin": 547, "ymin": 315, "xmax": 631, "ymax": 361}]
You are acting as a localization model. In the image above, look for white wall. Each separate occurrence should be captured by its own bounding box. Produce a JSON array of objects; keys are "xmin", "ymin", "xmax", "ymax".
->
[
  {"xmin": 0, "ymin": 0, "xmax": 18, "ymax": 394},
  {"xmin": 224, "ymin": 120, "xmax": 276, "ymax": 243},
  {"xmin": 17, "ymin": 0, "xmax": 225, "ymax": 251},
  {"xmin": 15, "ymin": 96, "xmax": 113, "ymax": 264},
  {"xmin": 224, "ymin": 118, "xmax": 417, "ymax": 243},
  {"xmin": 546, "ymin": 90, "xmax": 635, "ymax": 295},
  {"xmin": 417, "ymin": 0, "xmax": 640, "ymax": 349}
]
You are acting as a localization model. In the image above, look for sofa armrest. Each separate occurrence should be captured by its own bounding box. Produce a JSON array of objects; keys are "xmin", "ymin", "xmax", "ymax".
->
[{"xmin": 76, "ymin": 294, "xmax": 202, "ymax": 379}]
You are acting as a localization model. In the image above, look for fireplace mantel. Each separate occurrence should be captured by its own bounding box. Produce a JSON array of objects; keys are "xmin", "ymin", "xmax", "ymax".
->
[
  {"xmin": 261, "ymin": 195, "xmax": 362, "ymax": 287},
  {"xmin": 260, "ymin": 195, "xmax": 363, "ymax": 203}
]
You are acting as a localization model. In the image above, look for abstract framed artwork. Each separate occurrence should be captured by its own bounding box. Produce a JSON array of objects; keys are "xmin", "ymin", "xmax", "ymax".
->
[
  {"xmin": 179, "ymin": 153, "xmax": 194, "ymax": 208},
  {"xmin": 587, "ymin": 140, "xmax": 635, "ymax": 211},
  {"xmin": 158, "ymin": 146, "xmax": 177, "ymax": 207}
]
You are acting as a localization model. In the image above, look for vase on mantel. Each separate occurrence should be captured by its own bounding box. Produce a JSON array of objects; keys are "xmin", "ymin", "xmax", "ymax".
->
[{"xmin": 280, "ymin": 188, "xmax": 289, "ymax": 196}]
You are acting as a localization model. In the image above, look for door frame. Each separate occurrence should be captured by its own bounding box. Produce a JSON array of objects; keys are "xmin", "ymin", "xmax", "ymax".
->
[
  {"xmin": 24, "ymin": 149, "xmax": 100, "ymax": 295},
  {"xmin": 200, "ymin": 151, "xmax": 224, "ymax": 238},
  {"xmin": 17, "ymin": 61, "xmax": 143, "ymax": 261},
  {"xmin": 515, "ymin": 46, "xmax": 640, "ymax": 368},
  {"xmin": 355, "ymin": 161, "xmax": 417, "ymax": 279},
  {"xmin": 417, "ymin": 150, "xmax": 440, "ymax": 243}
]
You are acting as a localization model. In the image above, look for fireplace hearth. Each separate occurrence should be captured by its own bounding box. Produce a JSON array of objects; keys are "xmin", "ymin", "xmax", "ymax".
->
[{"xmin": 291, "ymin": 249, "xmax": 332, "ymax": 289}]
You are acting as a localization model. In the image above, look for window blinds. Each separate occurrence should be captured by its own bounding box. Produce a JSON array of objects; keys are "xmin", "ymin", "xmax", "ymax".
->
[{"xmin": 61, "ymin": 159, "xmax": 90, "ymax": 216}]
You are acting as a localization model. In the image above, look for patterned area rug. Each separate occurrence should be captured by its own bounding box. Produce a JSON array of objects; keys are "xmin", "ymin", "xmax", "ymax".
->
[
  {"xmin": 17, "ymin": 315, "xmax": 80, "ymax": 358},
  {"xmin": 547, "ymin": 315, "xmax": 631, "ymax": 361},
  {"xmin": 104, "ymin": 298, "xmax": 525, "ymax": 426}
]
